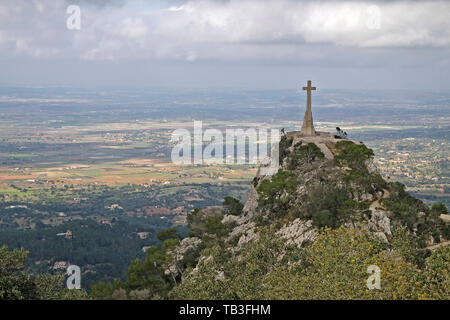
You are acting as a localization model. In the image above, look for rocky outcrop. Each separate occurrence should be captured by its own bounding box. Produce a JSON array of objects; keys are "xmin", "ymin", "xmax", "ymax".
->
[
  {"xmin": 364, "ymin": 158, "xmax": 379, "ymax": 174},
  {"xmin": 277, "ymin": 219, "xmax": 318, "ymax": 248},
  {"xmin": 368, "ymin": 208, "xmax": 392, "ymax": 242},
  {"xmin": 165, "ymin": 237, "xmax": 202, "ymax": 278},
  {"xmin": 224, "ymin": 213, "xmax": 258, "ymax": 250},
  {"xmin": 242, "ymin": 184, "xmax": 259, "ymax": 216}
]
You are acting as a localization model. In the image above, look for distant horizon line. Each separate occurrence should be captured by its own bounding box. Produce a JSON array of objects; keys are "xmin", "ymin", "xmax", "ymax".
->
[{"xmin": 0, "ymin": 84, "xmax": 449, "ymax": 94}]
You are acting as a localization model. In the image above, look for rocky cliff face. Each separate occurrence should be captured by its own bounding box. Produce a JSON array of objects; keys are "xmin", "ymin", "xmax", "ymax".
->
[
  {"xmin": 165, "ymin": 132, "xmax": 449, "ymax": 297},
  {"xmin": 223, "ymin": 131, "xmax": 397, "ymax": 249}
]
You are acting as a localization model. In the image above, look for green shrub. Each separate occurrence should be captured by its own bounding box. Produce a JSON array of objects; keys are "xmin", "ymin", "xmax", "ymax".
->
[
  {"xmin": 223, "ymin": 197, "xmax": 244, "ymax": 216},
  {"xmin": 383, "ymin": 183, "xmax": 429, "ymax": 233},
  {"xmin": 424, "ymin": 246, "xmax": 450, "ymax": 297},
  {"xmin": 335, "ymin": 140, "xmax": 374, "ymax": 170},
  {"xmin": 344, "ymin": 168, "xmax": 387, "ymax": 195},
  {"xmin": 157, "ymin": 228, "xmax": 180, "ymax": 242},
  {"xmin": 301, "ymin": 186, "xmax": 350, "ymax": 228},
  {"xmin": 337, "ymin": 199, "xmax": 369, "ymax": 226},
  {"xmin": 312, "ymin": 209, "xmax": 336, "ymax": 228},
  {"xmin": 205, "ymin": 217, "xmax": 228, "ymax": 238},
  {"xmin": 383, "ymin": 200, "xmax": 419, "ymax": 229},
  {"xmin": 431, "ymin": 203, "xmax": 448, "ymax": 218},
  {"xmin": 256, "ymin": 169, "xmax": 296, "ymax": 219}
]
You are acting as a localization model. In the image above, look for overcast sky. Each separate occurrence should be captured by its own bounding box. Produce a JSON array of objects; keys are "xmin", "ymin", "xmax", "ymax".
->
[{"xmin": 1, "ymin": 0, "xmax": 450, "ymax": 90}]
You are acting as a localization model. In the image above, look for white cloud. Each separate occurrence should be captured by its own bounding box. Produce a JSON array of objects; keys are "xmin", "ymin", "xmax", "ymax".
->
[
  {"xmin": 155, "ymin": 0, "xmax": 450, "ymax": 47},
  {"xmin": 117, "ymin": 17, "xmax": 148, "ymax": 39},
  {"xmin": 0, "ymin": 0, "xmax": 449, "ymax": 62}
]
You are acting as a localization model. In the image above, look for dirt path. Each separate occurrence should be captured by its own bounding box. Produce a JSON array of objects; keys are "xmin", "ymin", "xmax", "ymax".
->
[
  {"xmin": 427, "ymin": 240, "xmax": 450, "ymax": 251},
  {"xmin": 315, "ymin": 143, "xmax": 334, "ymax": 160}
]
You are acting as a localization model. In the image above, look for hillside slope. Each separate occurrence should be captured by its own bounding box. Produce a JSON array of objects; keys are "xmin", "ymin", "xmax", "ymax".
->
[
  {"xmin": 166, "ymin": 132, "xmax": 449, "ymax": 299},
  {"xmin": 92, "ymin": 132, "xmax": 450, "ymax": 300}
]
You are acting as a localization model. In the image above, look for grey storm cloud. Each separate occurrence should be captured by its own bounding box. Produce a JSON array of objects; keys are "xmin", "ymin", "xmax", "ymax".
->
[{"xmin": 0, "ymin": 0, "xmax": 449, "ymax": 62}]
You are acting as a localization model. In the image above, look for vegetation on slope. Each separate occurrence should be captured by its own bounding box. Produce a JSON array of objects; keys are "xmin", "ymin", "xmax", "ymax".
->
[
  {"xmin": 0, "ymin": 246, "xmax": 88, "ymax": 300},
  {"xmin": 170, "ymin": 227, "xmax": 449, "ymax": 299}
]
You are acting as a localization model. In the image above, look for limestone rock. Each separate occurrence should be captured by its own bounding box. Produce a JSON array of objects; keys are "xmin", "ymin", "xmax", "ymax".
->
[
  {"xmin": 165, "ymin": 237, "xmax": 202, "ymax": 277},
  {"xmin": 227, "ymin": 219, "xmax": 258, "ymax": 250},
  {"xmin": 368, "ymin": 208, "xmax": 392, "ymax": 239},
  {"xmin": 364, "ymin": 158, "xmax": 379, "ymax": 174},
  {"xmin": 276, "ymin": 219, "xmax": 318, "ymax": 248},
  {"xmin": 237, "ymin": 226, "xmax": 258, "ymax": 248},
  {"xmin": 222, "ymin": 212, "xmax": 251, "ymax": 226},
  {"xmin": 242, "ymin": 184, "xmax": 259, "ymax": 216}
]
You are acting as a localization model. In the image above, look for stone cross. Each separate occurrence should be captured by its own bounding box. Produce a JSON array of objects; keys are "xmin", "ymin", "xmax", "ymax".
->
[{"xmin": 301, "ymin": 80, "xmax": 316, "ymax": 136}]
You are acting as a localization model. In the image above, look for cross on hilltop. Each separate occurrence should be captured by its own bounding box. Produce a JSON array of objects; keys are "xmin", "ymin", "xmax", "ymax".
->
[{"xmin": 301, "ymin": 80, "xmax": 316, "ymax": 136}]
